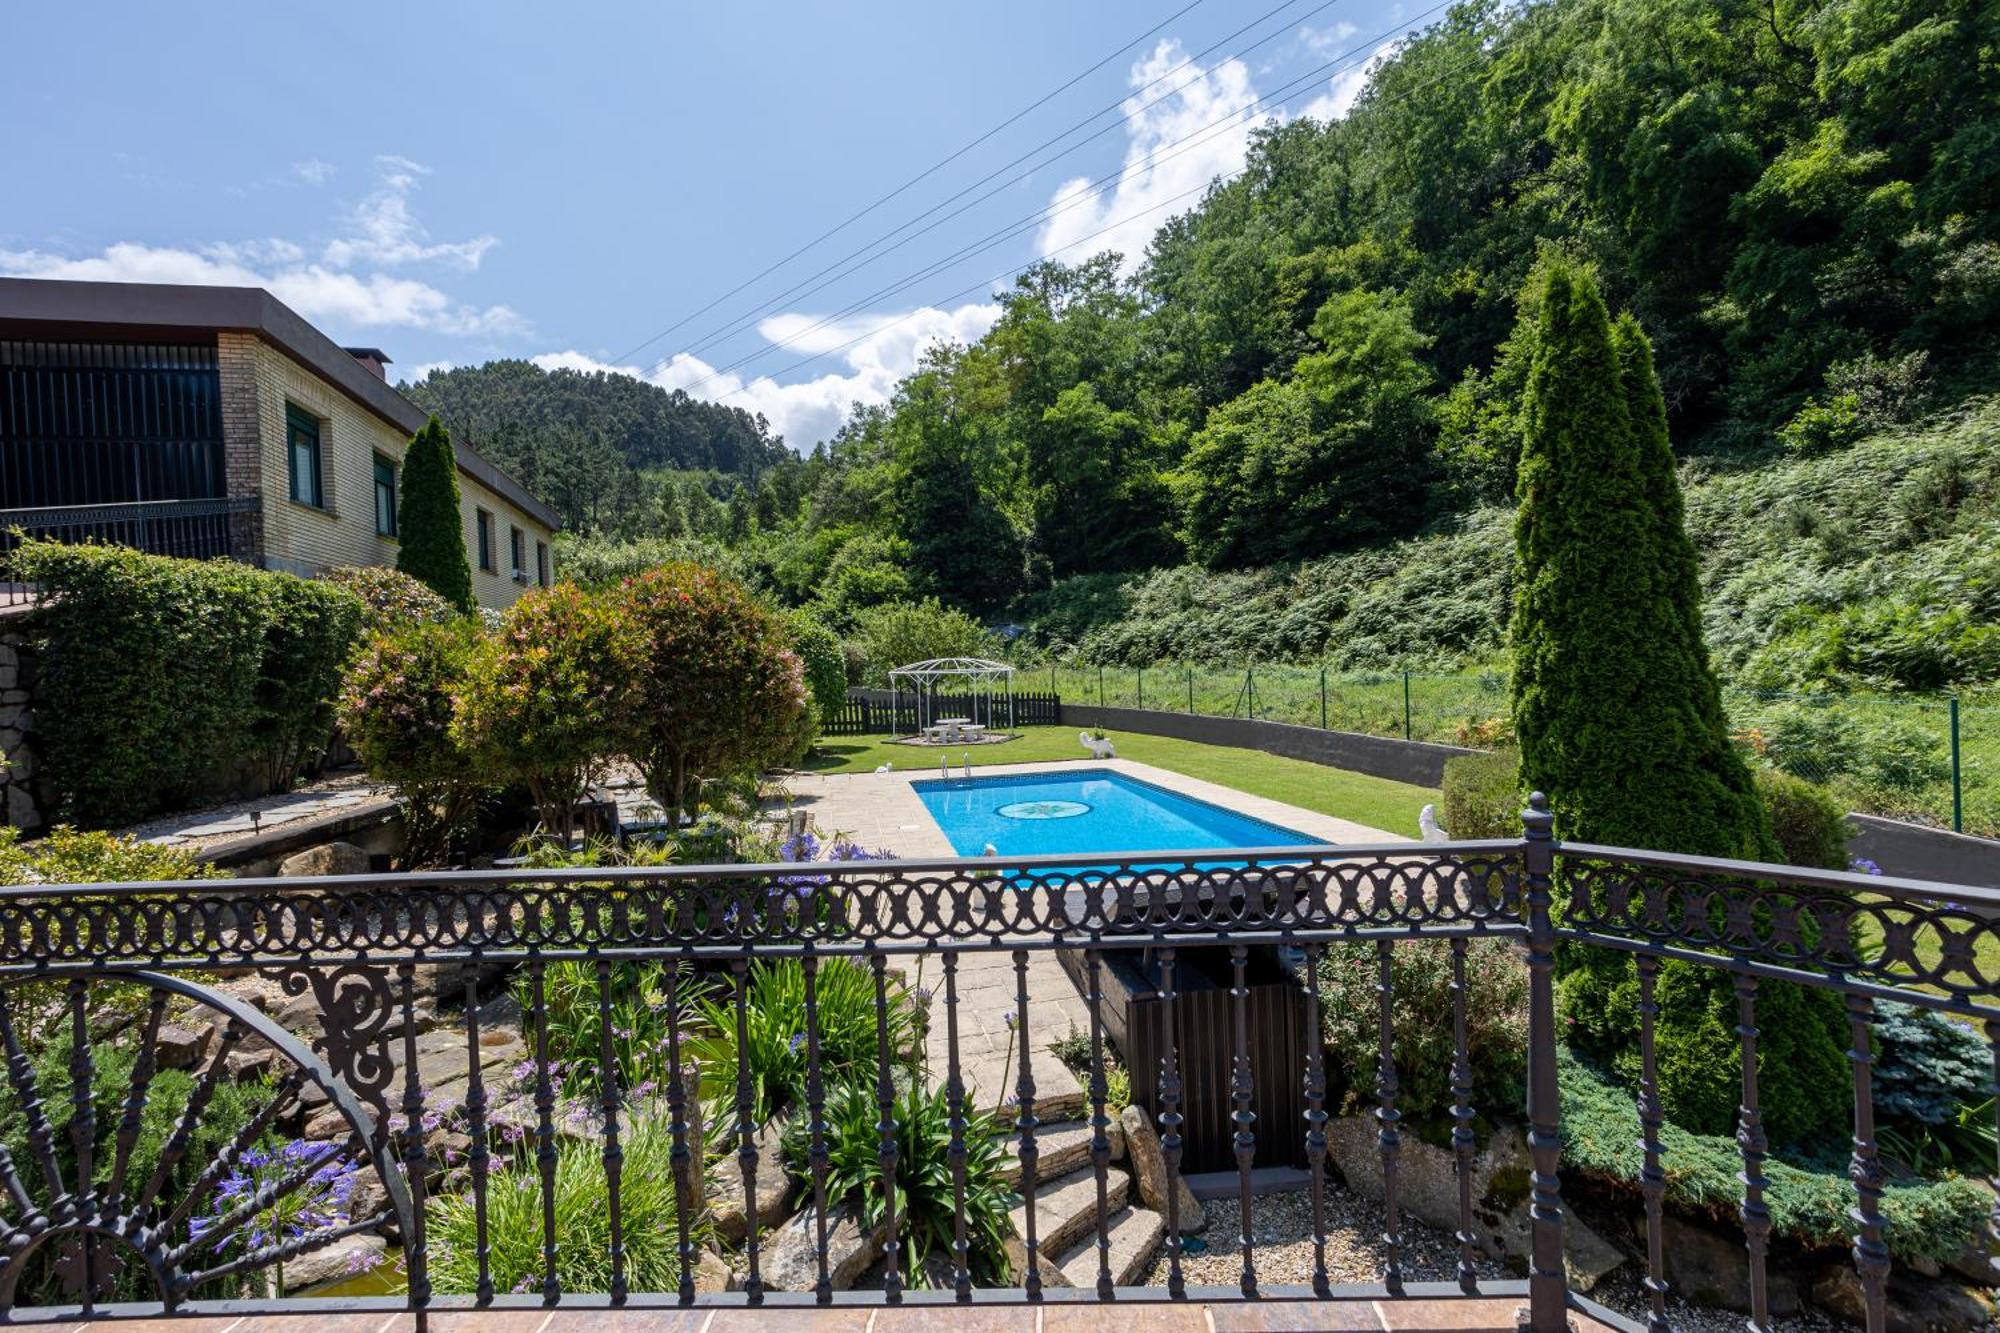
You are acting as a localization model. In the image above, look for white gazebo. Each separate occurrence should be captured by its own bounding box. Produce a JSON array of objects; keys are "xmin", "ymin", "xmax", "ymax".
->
[{"xmin": 887, "ymin": 656, "xmax": 1016, "ymax": 734}]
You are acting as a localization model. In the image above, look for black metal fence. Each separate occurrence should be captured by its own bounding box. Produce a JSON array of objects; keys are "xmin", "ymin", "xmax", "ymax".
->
[
  {"xmin": 0, "ymin": 801, "xmax": 1990, "ymax": 1331},
  {"xmin": 0, "ymin": 496, "xmax": 255, "ymax": 605},
  {"xmin": 823, "ymin": 689, "xmax": 1063, "ymax": 735}
]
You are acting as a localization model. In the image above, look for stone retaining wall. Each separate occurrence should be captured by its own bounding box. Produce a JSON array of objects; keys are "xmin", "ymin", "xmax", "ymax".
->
[
  {"xmin": 0, "ymin": 625, "xmax": 45, "ymax": 832},
  {"xmin": 1061, "ymin": 702, "xmax": 1474, "ymax": 787}
]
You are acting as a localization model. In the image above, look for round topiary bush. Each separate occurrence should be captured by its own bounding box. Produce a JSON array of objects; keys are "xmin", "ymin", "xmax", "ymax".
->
[
  {"xmin": 1440, "ymin": 749, "xmax": 1521, "ymax": 840},
  {"xmin": 1754, "ymin": 767, "xmax": 1851, "ymax": 870}
]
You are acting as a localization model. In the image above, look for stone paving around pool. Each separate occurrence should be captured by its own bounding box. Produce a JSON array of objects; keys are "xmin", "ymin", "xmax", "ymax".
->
[{"xmin": 771, "ymin": 758, "xmax": 1411, "ymax": 1123}]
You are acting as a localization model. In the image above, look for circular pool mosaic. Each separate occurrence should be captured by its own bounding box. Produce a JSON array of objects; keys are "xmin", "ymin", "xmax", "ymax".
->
[{"xmin": 997, "ymin": 799, "xmax": 1091, "ymax": 821}]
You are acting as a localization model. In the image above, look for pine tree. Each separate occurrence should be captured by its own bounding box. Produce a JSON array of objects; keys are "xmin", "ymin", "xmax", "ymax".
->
[
  {"xmin": 395, "ymin": 415, "xmax": 474, "ymax": 613},
  {"xmin": 1508, "ymin": 260, "xmax": 1847, "ymax": 1144}
]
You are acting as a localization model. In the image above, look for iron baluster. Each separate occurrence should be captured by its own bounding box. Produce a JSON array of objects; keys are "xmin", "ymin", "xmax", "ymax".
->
[
  {"xmin": 1735, "ymin": 972, "xmax": 1771, "ymax": 1333},
  {"xmin": 802, "ymin": 953, "xmax": 835, "ymax": 1304},
  {"xmin": 663, "ymin": 962, "xmax": 697, "ymax": 1305},
  {"xmin": 872, "ymin": 950, "xmax": 902, "ymax": 1301},
  {"xmin": 1635, "ymin": 955, "xmax": 1669, "ymax": 1333},
  {"xmin": 398, "ymin": 963, "xmax": 431, "ymax": 1313},
  {"xmin": 942, "ymin": 951, "xmax": 972, "ymax": 1301},
  {"xmin": 1449, "ymin": 936, "xmax": 1479, "ymax": 1295},
  {"xmin": 1230, "ymin": 942, "xmax": 1258, "ymax": 1296},
  {"xmin": 595, "ymin": 958, "xmax": 627, "ymax": 1303},
  {"xmin": 530, "ymin": 959, "xmax": 561, "ymax": 1302},
  {"xmin": 1521, "ymin": 794, "xmax": 1567, "ymax": 1333},
  {"xmin": 462, "ymin": 972, "xmax": 494, "ymax": 1305},
  {"xmin": 1301, "ymin": 941, "xmax": 1332, "ymax": 1298},
  {"xmin": 66, "ymin": 979, "xmax": 95, "ymax": 1310},
  {"xmin": 1012, "ymin": 948, "xmax": 1041, "ymax": 1297},
  {"xmin": 1157, "ymin": 946, "xmax": 1186, "ymax": 1299},
  {"xmin": 1374, "ymin": 938, "xmax": 1403, "ymax": 1295},
  {"xmin": 1086, "ymin": 948, "xmax": 1114, "ymax": 1298},
  {"xmin": 733, "ymin": 954, "xmax": 764, "ymax": 1302},
  {"xmin": 1846, "ymin": 993, "xmax": 1889, "ymax": 1333},
  {"xmin": 108, "ymin": 990, "xmax": 169, "ymax": 1215}
]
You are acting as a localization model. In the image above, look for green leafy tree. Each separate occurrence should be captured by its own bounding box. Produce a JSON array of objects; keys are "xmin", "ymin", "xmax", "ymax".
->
[
  {"xmin": 851, "ymin": 598, "xmax": 990, "ymax": 685},
  {"xmin": 1172, "ymin": 287, "xmax": 1431, "ymax": 567},
  {"xmin": 613, "ymin": 563, "xmax": 807, "ymax": 821},
  {"xmin": 453, "ymin": 584, "xmax": 636, "ymax": 843},
  {"xmin": 395, "ymin": 415, "xmax": 474, "ymax": 612},
  {"xmin": 1509, "ymin": 259, "xmax": 1847, "ymax": 1145},
  {"xmin": 786, "ymin": 611, "xmax": 849, "ymax": 726}
]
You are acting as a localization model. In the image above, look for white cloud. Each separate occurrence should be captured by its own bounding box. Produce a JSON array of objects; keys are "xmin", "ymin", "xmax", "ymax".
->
[
  {"xmin": 1300, "ymin": 20, "xmax": 1360, "ymax": 53},
  {"xmin": 399, "ymin": 360, "xmax": 456, "ymax": 385},
  {"xmin": 1301, "ymin": 40, "xmax": 1403, "ymax": 122},
  {"xmin": 321, "ymin": 156, "xmax": 497, "ymax": 270},
  {"xmin": 534, "ymin": 301, "xmax": 1001, "ymax": 451},
  {"xmin": 293, "ymin": 158, "xmax": 336, "ymax": 186},
  {"xmin": 0, "ymin": 158, "xmax": 518, "ymax": 337},
  {"xmin": 1036, "ymin": 40, "xmax": 1267, "ymax": 275}
]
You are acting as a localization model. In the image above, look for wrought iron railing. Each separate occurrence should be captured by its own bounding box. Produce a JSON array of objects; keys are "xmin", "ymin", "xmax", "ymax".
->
[
  {"xmin": 0, "ymin": 497, "xmax": 256, "ymax": 605},
  {"xmin": 0, "ymin": 796, "xmax": 1990, "ymax": 1330}
]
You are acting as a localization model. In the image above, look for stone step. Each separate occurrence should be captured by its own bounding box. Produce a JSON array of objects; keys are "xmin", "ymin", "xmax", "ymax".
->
[
  {"xmin": 1009, "ymin": 1165, "xmax": 1130, "ymax": 1262},
  {"xmin": 1055, "ymin": 1205, "xmax": 1166, "ymax": 1290},
  {"xmin": 999, "ymin": 1118, "xmax": 1125, "ymax": 1186}
]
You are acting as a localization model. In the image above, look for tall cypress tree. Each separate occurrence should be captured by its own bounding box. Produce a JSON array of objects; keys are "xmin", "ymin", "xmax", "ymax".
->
[
  {"xmin": 1509, "ymin": 261, "xmax": 1847, "ymax": 1144},
  {"xmin": 396, "ymin": 415, "xmax": 474, "ymax": 613}
]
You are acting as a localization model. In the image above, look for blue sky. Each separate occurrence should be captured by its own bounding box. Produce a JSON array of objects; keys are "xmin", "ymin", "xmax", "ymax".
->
[{"xmin": 2, "ymin": 1, "xmax": 1426, "ymax": 449}]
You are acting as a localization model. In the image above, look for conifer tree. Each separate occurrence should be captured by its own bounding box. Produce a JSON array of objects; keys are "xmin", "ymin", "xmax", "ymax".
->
[
  {"xmin": 395, "ymin": 415, "xmax": 474, "ymax": 613},
  {"xmin": 1509, "ymin": 260, "xmax": 1847, "ymax": 1143}
]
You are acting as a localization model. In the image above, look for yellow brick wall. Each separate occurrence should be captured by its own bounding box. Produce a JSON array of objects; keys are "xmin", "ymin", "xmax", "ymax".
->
[{"xmin": 227, "ymin": 335, "xmax": 552, "ymax": 609}]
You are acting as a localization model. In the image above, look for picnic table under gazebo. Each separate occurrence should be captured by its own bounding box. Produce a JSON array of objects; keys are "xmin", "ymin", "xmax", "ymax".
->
[{"xmin": 886, "ymin": 656, "xmax": 1016, "ymax": 740}]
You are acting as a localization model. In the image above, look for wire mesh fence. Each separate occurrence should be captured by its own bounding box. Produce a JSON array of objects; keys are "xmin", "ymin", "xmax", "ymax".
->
[{"xmin": 1047, "ymin": 661, "xmax": 1992, "ymax": 837}]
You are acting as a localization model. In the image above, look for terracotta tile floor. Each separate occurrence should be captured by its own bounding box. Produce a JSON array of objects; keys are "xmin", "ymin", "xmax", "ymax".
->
[{"xmin": 50, "ymin": 1295, "xmax": 1630, "ymax": 1333}]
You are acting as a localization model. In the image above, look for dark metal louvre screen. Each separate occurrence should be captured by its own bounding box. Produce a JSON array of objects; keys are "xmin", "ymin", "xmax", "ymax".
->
[{"xmin": 0, "ymin": 339, "xmax": 224, "ymax": 509}]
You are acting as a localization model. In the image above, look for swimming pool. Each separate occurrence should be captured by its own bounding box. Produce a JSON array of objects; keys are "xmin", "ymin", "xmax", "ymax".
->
[{"xmin": 913, "ymin": 768, "xmax": 1316, "ymax": 865}]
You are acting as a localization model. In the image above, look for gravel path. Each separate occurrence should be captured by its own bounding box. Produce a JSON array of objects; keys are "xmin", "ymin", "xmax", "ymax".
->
[{"xmin": 1146, "ymin": 1189, "xmax": 1850, "ymax": 1332}]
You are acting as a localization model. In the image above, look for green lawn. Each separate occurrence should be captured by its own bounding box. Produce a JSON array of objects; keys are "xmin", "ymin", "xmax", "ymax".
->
[{"xmin": 798, "ymin": 725, "xmax": 1438, "ymax": 838}]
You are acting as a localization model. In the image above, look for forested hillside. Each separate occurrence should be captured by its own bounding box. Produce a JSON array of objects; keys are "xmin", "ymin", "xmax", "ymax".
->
[
  {"xmin": 469, "ymin": 0, "xmax": 2000, "ymax": 694},
  {"xmin": 403, "ymin": 361, "xmax": 791, "ymax": 536}
]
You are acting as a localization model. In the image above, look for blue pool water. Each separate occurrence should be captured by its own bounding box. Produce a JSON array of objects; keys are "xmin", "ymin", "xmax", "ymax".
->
[{"xmin": 914, "ymin": 768, "xmax": 1314, "ymax": 867}]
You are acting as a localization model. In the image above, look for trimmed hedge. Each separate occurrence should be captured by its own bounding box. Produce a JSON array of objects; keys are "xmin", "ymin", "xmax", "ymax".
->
[
  {"xmin": 1560, "ymin": 1047, "xmax": 1987, "ymax": 1263},
  {"xmin": 17, "ymin": 541, "xmax": 362, "ymax": 827},
  {"xmin": 1440, "ymin": 748, "xmax": 1520, "ymax": 839}
]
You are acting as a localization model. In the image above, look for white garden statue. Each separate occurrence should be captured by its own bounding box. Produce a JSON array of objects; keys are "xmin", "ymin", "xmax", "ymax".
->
[
  {"xmin": 1418, "ymin": 803, "xmax": 1449, "ymax": 843},
  {"xmin": 1079, "ymin": 730, "xmax": 1117, "ymax": 759}
]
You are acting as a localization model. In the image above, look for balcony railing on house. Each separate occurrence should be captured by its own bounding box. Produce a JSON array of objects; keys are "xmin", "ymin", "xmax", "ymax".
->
[
  {"xmin": 0, "ymin": 796, "xmax": 1991, "ymax": 1331},
  {"xmin": 0, "ymin": 496, "xmax": 256, "ymax": 606}
]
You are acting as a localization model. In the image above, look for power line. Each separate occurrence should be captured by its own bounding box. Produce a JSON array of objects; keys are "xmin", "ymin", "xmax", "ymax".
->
[
  {"xmin": 608, "ymin": 0, "xmax": 1216, "ymax": 366},
  {"xmin": 667, "ymin": 0, "xmax": 1355, "ymax": 366},
  {"xmin": 711, "ymin": 175, "xmax": 1234, "ymax": 406},
  {"xmin": 700, "ymin": 3, "xmax": 1546, "ymax": 410},
  {"xmin": 674, "ymin": 8, "xmax": 1442, "ymax": 397}
]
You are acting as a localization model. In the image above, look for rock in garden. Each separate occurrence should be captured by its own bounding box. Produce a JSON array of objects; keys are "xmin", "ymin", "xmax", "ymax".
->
[
  {"xmin": 1659, "ymin": 1213, "xmax": 1799, "ymax": 1316},
  {"xmin": 152, "ymin": 1022, "xmax": 210, "ymax": 1069},
  {"xmin": 710, "ymin": 1117, "xmax": 793, "ymax": 1243},
  {"xmin": 280, "ymin": 1232, "xmax": 388, "ymax": 1293},
  {"xmin": 761, "ymin": 1204, "xmax": 886, "ymax": 1291},
  {"xmin": 1118, "ymin": 1104, "xmax": 1205, "ymax": 1235},
  {"xmin": 693, "ymin": 1249, "xmax": 736, "ymax": 1293},
  {"xmin": 1812, "ymin": 1260, "xmax": 1995, "ymax": 1332},
  {"xmin": 278, "ymin": 841, "xmax": 371, "ymax": 877},
  {"xmin": 1323, "ymin": 1114, "xmax": 1624, "ymax": 1292}
]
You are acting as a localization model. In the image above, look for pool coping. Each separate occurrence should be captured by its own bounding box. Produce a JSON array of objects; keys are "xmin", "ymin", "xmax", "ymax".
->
[{"xmin": 780, "ymin": 757, "xmax": 1411, "ymax": 860}]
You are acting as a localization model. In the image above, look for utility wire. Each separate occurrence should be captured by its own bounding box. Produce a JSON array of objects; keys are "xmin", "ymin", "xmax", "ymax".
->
[
  {"xmin": 608, "ymin": 0, "xmax": 1218, "ymax": 366},
  {"xmin": 668, "ymin": 0, "xmax": 1355, "ymax": 365},
  {"xmin": 701, "ymin": 4, "xmax": 1544, "ymax": 407},
  {"xmin": 675, "ymin": 7, "xmax": 1443, "ymax": 397}
]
